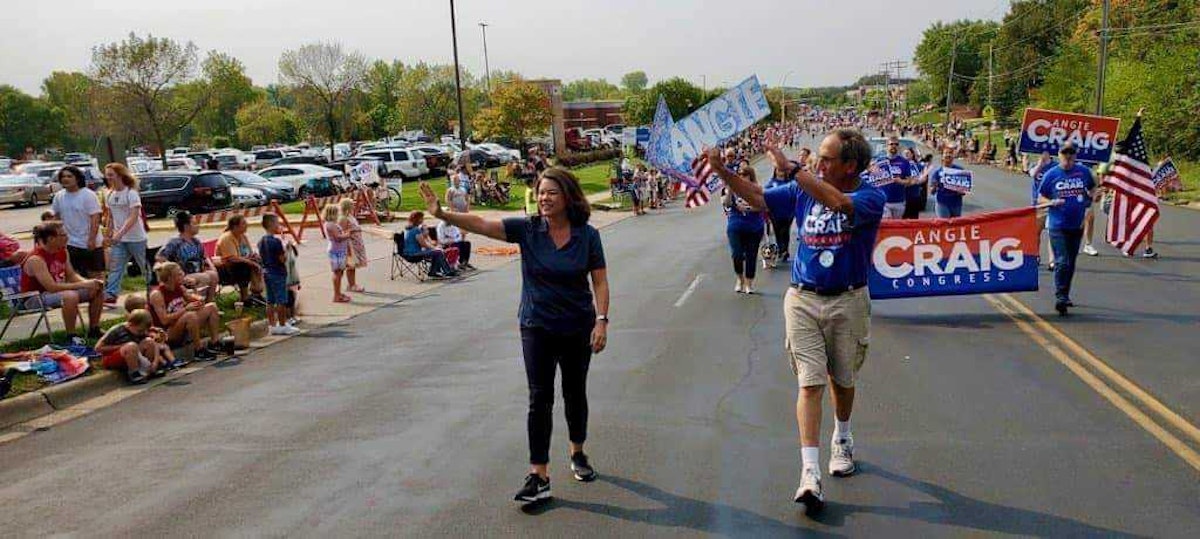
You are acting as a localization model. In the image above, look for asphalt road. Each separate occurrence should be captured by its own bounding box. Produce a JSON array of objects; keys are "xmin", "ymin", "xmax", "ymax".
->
[{"xmin": 1, "ymin": 142, "xmax": 1197, "ymax": 537}]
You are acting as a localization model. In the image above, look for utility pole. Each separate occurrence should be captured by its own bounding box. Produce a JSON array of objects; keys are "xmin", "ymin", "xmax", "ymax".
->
[
  {"xmin": 944, "ymin": 41, "xmax": 957, "ymax": 130},
  {"xmin": 479, "ymin": 22, "xmax": 491, "ymax": 96},
  {"xmin": 449, "ymin": 0, "xmax": 467, "ymax": 147},
  {"xmin": 880, "ymin": 59, "xmax": 908, "ymax": 119},
  {"xmin": 1095, "ymin": 0, "xmax": 1110, "ymax": 115},
  {"xmin": 988, "ymin": 43, "xmax": 994, "ymax": 111}
]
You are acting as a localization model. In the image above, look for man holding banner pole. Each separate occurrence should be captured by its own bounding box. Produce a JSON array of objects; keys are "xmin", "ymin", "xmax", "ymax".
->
[
  {"xmin": 706, "ymin": 128, "xmax": 884, "ymax": 517},
  {"xmin": 1037, "ymin": 142, "xmax": 1095, "ymax": 316}
]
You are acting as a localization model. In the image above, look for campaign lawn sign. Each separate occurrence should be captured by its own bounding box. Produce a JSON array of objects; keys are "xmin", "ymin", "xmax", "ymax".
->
[
  {"xmin": 940, "ymin": 168, "xmax": 973, "ymax": 194},
  {"xmin": 869, "ymin": 207, "xmax": 1040, "ymax": 299},
  {"xmin": 645, "ymin": 75, "xmax": 772, "ymax": 177},
  {"xmin": 1152, "ymin": 158, "xmax": 1183, "ymax": 193},
  {"xmin": 1018, "ymin": 108, "xmax": 1121, "ymax": 164}
]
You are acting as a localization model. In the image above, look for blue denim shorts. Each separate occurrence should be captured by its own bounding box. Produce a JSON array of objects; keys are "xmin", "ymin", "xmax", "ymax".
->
[{"xmin": 264, "ymin": 273, "xmax": 288, "ymax": 306}]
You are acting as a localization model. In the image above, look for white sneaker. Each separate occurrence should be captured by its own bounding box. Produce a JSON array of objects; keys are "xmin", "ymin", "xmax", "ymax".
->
[
  {"xmin": 270, "ymin": 325, "xmax": 300, "ymax": 336},
  {"xmin": 794, "ymin": 467, "xmax": 825, "ymax": 516},
  {"xmin": 745, "ymin": 282, "xmax": 756, "ymax": 294},
  {"xmin": 734, "ymin": 279, "xmax": 744, "ymax": 293},
  {"xmin": 1083, "ymin": 244, "xmax": 1099, "ymax": 256},
  {"xmin": 829, "ymin": 435, "xmax": 856, "ymax": 477}
]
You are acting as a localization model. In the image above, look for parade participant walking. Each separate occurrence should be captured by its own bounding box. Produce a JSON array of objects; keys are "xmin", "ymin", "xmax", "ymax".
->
[
  {"xmin": 723, "ymin": 168, "xmax": 766, "ymax": 293},
  {"xmin": 706, "ymin": 128, "xmax": 884, "ymax": 517},
  {"xmin": 418, "ymin": 167, "xmax": 609, "ymax": 504},
  {"xmin": 1029, "ymin": 152, "xmax": 1058, "ymax": 267},
  {"xmin": 928, "ymin": 152, "xmax": 968, "ymax": 218},
  {"xmin": 102, "ymin": 163, "xmax": 150, "ymax": 303},
  {"xmin": 49, "ymin": 165, "xmax": 105, "ymax": 279},
  {"xmin": 1037, "ymin": 143, "xmax": 1094, "ymax": 316},
  {"xmin": 902, "ymin": 147, "xmax": 927, "ymax": 219},
  {"xmin": 880, "ymin": 136, "xmax": 914, "ymax": 219},
  {"xmin": 765, "ymin": 164, "xmax": 796, "ymax": 263}
]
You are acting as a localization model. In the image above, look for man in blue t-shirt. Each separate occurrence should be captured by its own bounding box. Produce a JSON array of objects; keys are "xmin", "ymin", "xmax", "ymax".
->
[
  {"xmin": 927, "ymin": 152, "xmax": 968, "ymax": 218},
  {"xmin": 707, "ymin": 129, "xmax": 885, "ymax": 517},
  {"xmin": 1037, "ymin": 143, "xmax": 1094, "ymax": 316},
  {"xmin": 880, "ymin": 135, "xmax": 913, "ymax": 219}
]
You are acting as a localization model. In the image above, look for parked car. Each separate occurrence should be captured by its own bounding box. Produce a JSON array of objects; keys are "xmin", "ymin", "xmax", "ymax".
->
[
  {"xmin": 63, "ymin": 152, "xmax": 98, "ymax": 168},
  {"xmin": 13, "ymin": 161, "xmax": 65, "ymax": 176},
  {"xmin": 868, "ymin": 136, "xmax": 920, "ymax": 159},
  {"xmin": 213, "ymin": 149, "xmax": 255, "ymax": 169},
  {"xmin": 273, "ymin": 155, "xmax": 329, "ymax": 167},
  {"xmin": 357, "ymin": 147, "xmax": 429, "ymax": 180},
  {"xmin": 165, "ymin": 157, "xmax": 201, "ymax": 171},
  {"xmin": 257, "ymin": 163, "xmax": 346, "ymax": 197},
  {"xmin": 221, "ymin": 170, "xmax": 295, "ymax": 202},
  {"xmin": 409, "ymin": 145, "xmax": 451, "ymax": 172},
  {"xmin": 230, "ymin": 186, "xmax": 267, "ymax": 208},
  {"xmin": 474, "ymin": 143, "xmax": 520, "ymax": 163},
  {"xmin": 564, "ymin": 128, "xmax": 592, "ymax": 152},
  {"xmin": 136, "ymin": 171, "xmax": 233, "ymax": 217},
  {"xmin": 252, "ymin": 148, "xmax": 289, "ymax": 169},
  {"xmin": 0, "ymin": 174, "xmax": 58, "ymax": 207},
  {"xmin": 457, "ymin": 149, "xmax": 501, "ymax": 170},
  {"xmin": 0, "ymin": 157, "xmax": 12, "ymax": 171},
  {"xmin": 298, "ymin": 177, "xmax": 344, "ymax": 198},
  {"xmin": 167, "ymin": 147, "xmax": 190, "ymax": 157}
]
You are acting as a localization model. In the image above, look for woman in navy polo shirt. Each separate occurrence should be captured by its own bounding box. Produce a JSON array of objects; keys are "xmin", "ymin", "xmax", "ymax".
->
[
  {"xmin": 724, "ymin": 168, "xmax": 766, "ymax": 294},
  {"xmin": 418, "ymin": 167, "xmax": 610, "ymax": 504}
]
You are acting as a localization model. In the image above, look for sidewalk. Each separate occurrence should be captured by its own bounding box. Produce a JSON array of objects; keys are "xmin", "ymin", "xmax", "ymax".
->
[{"xmin": 1, "ymin": 191, "xmax": 636, "ymax": 431}]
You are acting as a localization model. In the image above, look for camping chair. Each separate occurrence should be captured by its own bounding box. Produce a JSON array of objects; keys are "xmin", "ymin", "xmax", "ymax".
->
[
  {"xmin": 0, "ymin": 265, "xmax": 83, "ymax": 342},
  {"xmin": 390, "ymin": 232, "xmax": 430, "ymax": 282}
]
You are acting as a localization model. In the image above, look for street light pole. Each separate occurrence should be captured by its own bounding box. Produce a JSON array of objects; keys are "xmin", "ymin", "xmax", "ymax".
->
[
  {"xmin": 479, "ymin": 22, "xmax": 491, "ymax": 96},
  {"xmin": 1095, "ymin": 0, "xmax": 1110, "ymax": 115},
  {"xmin": 449, "ymin": 0, "xmax": 467, "ymax": 148}
]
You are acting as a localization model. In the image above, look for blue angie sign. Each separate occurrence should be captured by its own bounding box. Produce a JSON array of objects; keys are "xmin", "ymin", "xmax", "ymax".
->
[{"xmin": 645, "ymin": 75, "xmax": 771, "ymax": 174}]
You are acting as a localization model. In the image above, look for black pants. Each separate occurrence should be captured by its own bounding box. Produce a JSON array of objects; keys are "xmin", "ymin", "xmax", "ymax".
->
[
  {"xmin": 450, "ymin": 241, "xmax": 471, "ymax": 266},
  {"xmin": 727, "ymin": 228, "xmax": 764, "ymax": 279},
  {"xmin": 521, "ymin": 326, "xmax": 592, "ymax": 465},
  {"xmin": 903, "ymin": 196, "xmax": 924, "ymax": 219},
  {"xmin": 769, "ymin": 216, "xmax": 792, "ymax": 258}
]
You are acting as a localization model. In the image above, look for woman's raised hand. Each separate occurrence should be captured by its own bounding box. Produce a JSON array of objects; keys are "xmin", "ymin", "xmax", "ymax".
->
[{"xmin": 419, "ymin": 182, "xmax": 442, "ymax": 218}]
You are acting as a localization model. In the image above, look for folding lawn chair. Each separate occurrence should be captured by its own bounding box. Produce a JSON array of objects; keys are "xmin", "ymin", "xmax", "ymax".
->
[
  {"xmin": 390, "ymin": 233, "xmax": 431, "ymax": 282},
  {"xmin": 0, "ymin": 265, "xmax": 83, "ymax": 342}
]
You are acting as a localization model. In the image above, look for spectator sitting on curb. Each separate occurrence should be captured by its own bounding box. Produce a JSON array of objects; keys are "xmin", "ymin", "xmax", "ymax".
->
[
  {"xmin": 20, "ymin": 222, "xmax": 105, "ymax": 339},
  {"xmin": 402, "ymin": 211, "xmax": 457, "ymax": 279},
  {"xmin": 148, "ymin": 262, "xmax": 222, "ymax": 361},
  {"xmin": 156, "ymin": 211, "xmax": 220, "ymax": 302},
  {"xmin": 95, "ymin": 309, "xmax": 168, "ymax": 384},
  {"xmin": 215, "ymin": 215, "xmax": 266, "ymax": 304},
  {"xmin": 437, "ymin": 216, "xmax": 474, "ymax": 271},
  {"xmin": 123, "ymin": 294, "xmax": 184, "ymax": 369}
]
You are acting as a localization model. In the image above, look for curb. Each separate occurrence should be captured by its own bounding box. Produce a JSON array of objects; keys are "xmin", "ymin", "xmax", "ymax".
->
[{"xmin": 0, "ymin": 319, "xmax": 271, "ymax": 431}]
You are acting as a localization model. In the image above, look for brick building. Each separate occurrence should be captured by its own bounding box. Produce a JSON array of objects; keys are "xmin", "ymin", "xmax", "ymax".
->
[{"xmin": 563, "ymin": 100, "xmax": 624, "ymax": 130}]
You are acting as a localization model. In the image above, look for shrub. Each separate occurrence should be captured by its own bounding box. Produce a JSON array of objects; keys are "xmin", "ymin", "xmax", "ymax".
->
[{"xmin": 556, "ymin": 148, "xmax": 622, "ymax": 168}]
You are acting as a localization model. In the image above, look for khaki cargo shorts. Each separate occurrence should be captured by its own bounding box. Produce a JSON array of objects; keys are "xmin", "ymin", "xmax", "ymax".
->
[{"xmin": 783, "ymin": 286, "xmax": 871, "ymax": 388}]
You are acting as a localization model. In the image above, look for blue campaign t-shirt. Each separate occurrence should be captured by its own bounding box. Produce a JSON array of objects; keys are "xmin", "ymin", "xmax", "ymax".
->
[
  {"xmin": 905, "ymin": 160, "xmax": 925, "ymax": 200},
  {"xmin": 764, "ymin": 181, "xmax": 886, "ymax": 288},
  {"xmin": 724, "ymin": 192, "xmax": 765, "ymax": 234},
  {"xmin": 503, "ymin": 216, "xmax": 606, "ymax": 333},
  {"xmin": 1038, "ymin": 164, "xmax": 1095, "ymax": 230},
  {"xmin": 1029, "ymin": 160, "xmax": 1057, "ymax": 205},
  {"xmin": 929, "ymin": 164, "xmax": 966, "ymax": 206},
  {"xmin": 881, "ymin": 155, "xmax": 912, "ymax": 203}
]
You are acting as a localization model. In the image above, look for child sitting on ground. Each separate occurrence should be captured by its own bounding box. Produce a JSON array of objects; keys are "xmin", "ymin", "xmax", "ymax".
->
[
  {"xmin": 94, "ymin": 309, "xmax": 169, "ymax": 384},
  {"xmin": 124, "ymin": 294, "xmax": 183, "ymax": 369}
]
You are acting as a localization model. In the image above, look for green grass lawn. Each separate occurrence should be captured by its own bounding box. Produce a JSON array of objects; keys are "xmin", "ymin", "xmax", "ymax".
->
[{"xmin": 278, "ymin": 161, "xmax": 617, "ymax": 216}]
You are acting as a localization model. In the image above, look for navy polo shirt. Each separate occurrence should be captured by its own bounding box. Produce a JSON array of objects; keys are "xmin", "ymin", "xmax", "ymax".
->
[{"xmin": 503, "ymin": 216, "xmax": 606, "ymax": 333}]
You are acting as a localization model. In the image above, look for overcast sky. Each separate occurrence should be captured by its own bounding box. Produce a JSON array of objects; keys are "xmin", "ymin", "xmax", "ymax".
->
[{"xmin": 1, "ymin": 0, "xmax": 1004, "ymax": 95}]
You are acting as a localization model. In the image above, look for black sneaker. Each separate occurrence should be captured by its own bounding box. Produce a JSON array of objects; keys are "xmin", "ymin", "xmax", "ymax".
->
[
  {"xmin": 570, "ymin": 452, "xmax": 597, "ymax": 482},
  {"xmin": 1143, "ymin": 248, "xmax": 1159, "ymax": 259},
  {"xmin": 194, "ymin": 347, "xmax": 217, "ymax": 361},
  {"xmin": 1055, "ymin": 301, "xmax": 1069, "ymax": 317},
  {"xmin": 513, "ymin": 473, "xmax": 551, "ymax": 503},
  {"xmin": 127, "ymin": 370, "xmax": 149, "ymax": 385}
]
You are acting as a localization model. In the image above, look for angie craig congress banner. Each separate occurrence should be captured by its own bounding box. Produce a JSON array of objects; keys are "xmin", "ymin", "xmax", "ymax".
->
[
  {"xmin": 645, "ymin": 75, "xmax": 771, "ymax": 173},
  {"xmin": 869, "ymin": 207, "xmax": 1040, "ymax": 299},
  {"xmin": 1018, "ymin": 108, "xmax": 1121, "ymax": 164}
]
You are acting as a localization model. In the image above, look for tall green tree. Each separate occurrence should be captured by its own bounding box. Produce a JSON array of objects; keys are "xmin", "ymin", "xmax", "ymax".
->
[
  {"xmin": 621, "ymin": 71, "xmax": 648, "ymax": 93},
  {"xmin": 0, "ymin": 86, "xmax": 66, "ymax": 156},
  {"xmin": 197, "ymin": 52, "xmax": 256, "ymax": 144},
  {"xmin": 40, "ymin": 71, "xmax": 105, "ymax": 151},
  {"xmin": 623, "ymin": 77, "xmax": 706, "ymax": 125},
  {"xmin": 235, "ymin": 99, "xmax": 301, "ymax": 146},
  {"xmin": 913, "ymin": 19, "xmax": 999, "ymax": 108},
  {"xmin": 394, "ymin": 62, "xmax": 484, "ymax": 137},
  {"xmin": 562, "ymin": 78, "xmax": 622, "ymax": 101},
  {"xmin": 363, "ymin": 59, "xmax": 404, "ymax": 137},
  {"xmin": 278, "ymin": 42, "xmax": 368, "ymax": 160},
  {"xmin": 90, "ymin": 33, "xmax": 211, "ymax": 165},
  {"xmin": 473, "ymin": 80, "xmax": 553, "ymax": 151}
]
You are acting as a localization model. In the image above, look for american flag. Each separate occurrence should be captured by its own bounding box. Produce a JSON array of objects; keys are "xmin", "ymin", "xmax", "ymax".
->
[
  {"xmin": 1103, "ymin": 116, "xmax": 1159, "ymax": 256},
  {"xmin": 682, "ymin": 155, "xmax": 715, "ymax": 208}
]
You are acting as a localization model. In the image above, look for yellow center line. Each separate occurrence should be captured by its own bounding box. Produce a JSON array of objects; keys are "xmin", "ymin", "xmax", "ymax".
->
[
  {"xmin": 983, "ymin": 294, "xmax": 1200, "ymax": 473},
  {"xmin": 996, "ymin": 293, "xmax": 1200, "ymax": 446}
]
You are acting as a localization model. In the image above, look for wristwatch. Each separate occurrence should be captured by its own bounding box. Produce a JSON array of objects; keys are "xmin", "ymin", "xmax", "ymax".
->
[{"xmin": 597, "ymin": 315, "xmax": 609, "ymax": 323}]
